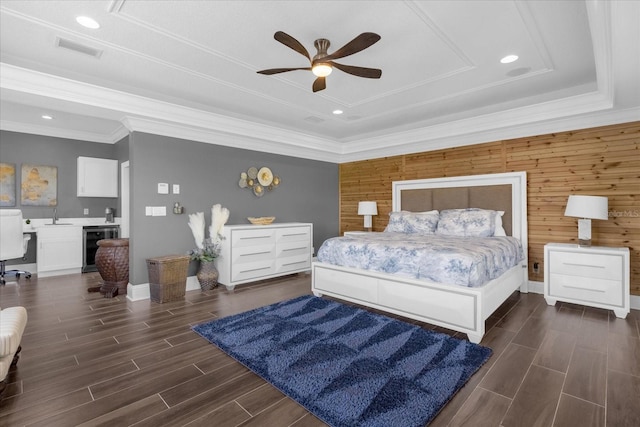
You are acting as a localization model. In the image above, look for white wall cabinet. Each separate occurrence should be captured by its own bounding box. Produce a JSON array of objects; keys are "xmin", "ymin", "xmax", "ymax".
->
[
  {"xmin": 216, "ymin": 223, "xmax": 313, "ymax": 290},
  {"xmin": 37, "ymin": 225, "xmax": 83, "ymax": 277},
  {"xmin": 544, "ymin": 243, "xmax": 630, "ymax": 318},
  {"xmin": 77, "ymin": 156, "xmax": 118, "ymax": 197}
]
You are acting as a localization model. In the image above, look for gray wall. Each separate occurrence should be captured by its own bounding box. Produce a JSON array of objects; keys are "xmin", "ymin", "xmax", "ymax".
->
[
  {"xmin": 0, "ymin": 130, "xmax": 125, "ymax": 219},
  {"xmin": 127, "ymin": 132, "xmax": 339, "ymax": 284}
]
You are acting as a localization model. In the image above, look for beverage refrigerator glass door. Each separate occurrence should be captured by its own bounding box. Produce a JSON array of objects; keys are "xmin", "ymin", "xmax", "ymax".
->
[{"xmin": 83, "ymin": 226, "xmax": 119, "ymax": 272}]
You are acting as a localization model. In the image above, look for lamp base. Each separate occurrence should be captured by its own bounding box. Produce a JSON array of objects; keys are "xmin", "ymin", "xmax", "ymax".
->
[
  {"xmin": 577, "ymin": 218, "xmax": 592, "ymax": 247},
  {"xmin": 363, "ymin": 215, "xmax": 372, "ymax": 230},
  {"xmin": 577, "ymin": 238, "xmax": 592, "ymax": 247}
]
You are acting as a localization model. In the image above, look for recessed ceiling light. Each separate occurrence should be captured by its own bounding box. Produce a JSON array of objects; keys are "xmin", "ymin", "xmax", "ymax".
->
[
  {"xmin": 41, "ymin": 115, "xmax": 54, "ymax": 120},
  {"xmin": 76, "ymin": 16, "xmax": 100, "ymax": 29},
  {"xmin": 332, "ymin": 110, "xmax": 343, "ymax": 115},
  {"xmin": 500, "ymin": 55, "xmax": 519, "ymax": 64}
]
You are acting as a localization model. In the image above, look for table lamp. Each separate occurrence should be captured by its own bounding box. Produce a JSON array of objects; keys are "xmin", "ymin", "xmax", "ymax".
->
[
  {"xmin": 564, "ymin": 195, "xmax": 608, "ymax": 246},
  {"xmin": 358, "ymin": 201, "xmax": 378, "ymax": 232}
]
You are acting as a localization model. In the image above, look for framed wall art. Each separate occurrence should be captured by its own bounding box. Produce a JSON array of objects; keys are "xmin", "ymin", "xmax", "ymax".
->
[
  {"xmin": 0, "ymin": 162, "xmax": 16, "ymax": 206},
  {"xmin": 21, "ymin": 164, "xmax": 57, "ymax": 206}
]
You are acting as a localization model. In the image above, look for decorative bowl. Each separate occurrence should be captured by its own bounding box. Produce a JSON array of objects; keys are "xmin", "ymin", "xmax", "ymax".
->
[{"xmin": 248, "ymin": 216, "xmax": 275, "ymax": 225}]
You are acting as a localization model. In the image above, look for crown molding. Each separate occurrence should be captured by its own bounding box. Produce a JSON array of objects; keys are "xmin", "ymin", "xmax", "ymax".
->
[
  {"xmin": 0, "ymin": 119, "xmax": 129, "ymax": 144},
  {"xmin": 121, "ymin": 116, "xmax": 339, "ymax": 163},
  {"xmin": 338, "ymin": 105, "xmax": 640, "ymax": 163}
]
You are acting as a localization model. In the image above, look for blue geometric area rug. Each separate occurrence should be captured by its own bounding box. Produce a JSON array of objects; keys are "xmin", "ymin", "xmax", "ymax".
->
[{"xmin": 192, "ymin": 295, "xmax": 491, "ymax": 427}]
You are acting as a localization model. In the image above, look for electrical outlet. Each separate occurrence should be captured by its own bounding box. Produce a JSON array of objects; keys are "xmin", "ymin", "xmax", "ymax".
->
[
  {"xmin": 533, "ymin": 262, "xmax": 539, "ymax": 274},
  {"xmin": 83, "ymin": 208, "xmax": 89, "ymax": 215}
]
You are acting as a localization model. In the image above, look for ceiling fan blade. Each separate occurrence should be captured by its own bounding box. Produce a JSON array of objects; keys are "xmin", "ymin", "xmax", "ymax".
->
[
  {"xmin": 274, "ymin": 31, "xmax": 310, "ymax": 60},
  {"xmin": 323, "ymin": 33, "xmax": 381, "ymax": 61},
  {"xmin": 330, "ymin": 62, "xmax": 382, "ymax": 79},
  {"xmin": 257, "ymin": 67, "xmax": 311, "ymax": 75},
  {"xmin": 312, "ymin": 77, "xmax": 326, "ymax": 92}
]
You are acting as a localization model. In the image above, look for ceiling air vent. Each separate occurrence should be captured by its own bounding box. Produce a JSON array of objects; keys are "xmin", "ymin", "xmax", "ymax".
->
[
  {"xmin": 55, "ymin": 37, "xmax": 103, "ymax": 58},
  {"xmin": 304, "ymin": 116, "xmax": 324, "ymax": 124}
]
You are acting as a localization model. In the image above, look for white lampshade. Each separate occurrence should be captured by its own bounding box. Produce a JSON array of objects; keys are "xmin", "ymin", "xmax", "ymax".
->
[
  {"xmin": 358, "ymin": 201, "xmax": 378, "ymax": 231},
  {"xmin": 358, "ymin": 201, "xmax": 378, "ymax": 216},
  {"xmin": 564, "ymin": 195, "xmax": 608, "ymax": 220}
]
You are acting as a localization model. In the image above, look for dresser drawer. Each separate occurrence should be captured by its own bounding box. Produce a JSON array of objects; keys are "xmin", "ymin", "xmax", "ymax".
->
[
  {"xmin": 276, "ymin": 226, "xmax": 311, "ymax": 244},
  {"xmin": 231, "ymin": 259, "xmax": 276, "ymax": 282},
  {"xmin": 548, "ymin": 273, "xmax": 623, "ymax": 306},
  {"xmin": 231, "ymin": 228, "xmax": 276, "ymax": 248},
  {"xmin": 548, "ymin": 251, "xmax": 622, "ymax": 281}
]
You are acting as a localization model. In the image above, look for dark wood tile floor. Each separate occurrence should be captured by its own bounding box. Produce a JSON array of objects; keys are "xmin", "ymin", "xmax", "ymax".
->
[{"xmin": 1, "ymin": 272, "xmax": 639, "ymax": 426}]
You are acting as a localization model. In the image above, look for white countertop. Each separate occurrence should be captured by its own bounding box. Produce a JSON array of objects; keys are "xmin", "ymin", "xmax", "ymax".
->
[{"xmin": 23, "ymin": 217, "xmax": 121, "ymax": 232}]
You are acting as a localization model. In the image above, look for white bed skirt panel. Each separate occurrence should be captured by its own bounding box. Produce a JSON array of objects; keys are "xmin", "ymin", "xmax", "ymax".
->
[{"xmin": 312, "ymin": 261, "xmax": 527, "ymax": 343}]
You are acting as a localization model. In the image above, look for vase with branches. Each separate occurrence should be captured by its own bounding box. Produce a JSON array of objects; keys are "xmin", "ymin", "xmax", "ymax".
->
[{"xmin": 188, "ymin": 204, "xmax": 229, "ymax": 290}]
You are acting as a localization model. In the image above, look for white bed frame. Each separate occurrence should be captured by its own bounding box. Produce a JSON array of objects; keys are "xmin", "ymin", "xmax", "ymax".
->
[{"xmin": 312, "ymin": 172, "xmax": 528, "ymax": 343}]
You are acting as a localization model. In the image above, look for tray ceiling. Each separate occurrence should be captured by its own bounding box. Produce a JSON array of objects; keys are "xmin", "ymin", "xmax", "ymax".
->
[{"xmin": 1, "ymin": 0, "xmax": 638, "ymax": 162}]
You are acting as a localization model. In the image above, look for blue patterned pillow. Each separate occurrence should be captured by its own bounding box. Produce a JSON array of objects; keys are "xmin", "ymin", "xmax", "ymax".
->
[
  {"xmin": 436, "ymin": 208, "xmax": 498, "ymax": 237},
  {"xmin": 385, "ymin": 210, "xmax": 439, "ymax": 234}
]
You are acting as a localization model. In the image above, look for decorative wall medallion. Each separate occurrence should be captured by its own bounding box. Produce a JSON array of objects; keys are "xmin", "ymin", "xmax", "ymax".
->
[{"xmin": 239, "ymin": 166, "xmax": 280, "ymax": 197}]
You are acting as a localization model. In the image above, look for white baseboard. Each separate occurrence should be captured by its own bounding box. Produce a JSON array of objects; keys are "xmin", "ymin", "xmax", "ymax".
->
[
  {"xmin": 527, "ymin": 280, "xmax": 544, "ymax": 295},
  {"xmin": 186, "ymin": 275, "xmax": 201, "ymax": 291},
  {"xmin": 126, "ymin": 275, "xmax": 200, "ymax": 301},
  {"xmin": 126, "ymin": 282, "xmax": 150, "ymax": 301}
]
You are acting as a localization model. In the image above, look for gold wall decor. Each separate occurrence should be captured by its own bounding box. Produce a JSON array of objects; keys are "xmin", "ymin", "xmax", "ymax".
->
[
  {"xmin": 21, "ymin": 164, "xmax": 57, "ymax": 206},
  {"xmin": 238, "ymin": 166, "xmax": 280, "ymax": 197},
  {"xmin": 0, "ymin": 162, "xmax": 16, "ymax": 206}
]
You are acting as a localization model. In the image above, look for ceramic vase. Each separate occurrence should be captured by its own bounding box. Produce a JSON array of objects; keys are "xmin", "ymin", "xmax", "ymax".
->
[{"xmin": 197, "ymin": 260, "xmax": 219, "ymax": 291}]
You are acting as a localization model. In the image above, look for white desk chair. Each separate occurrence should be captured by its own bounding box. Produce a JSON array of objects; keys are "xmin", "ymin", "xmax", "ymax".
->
[{"xmin": 0, "ymin": 210, "xmax": 32, "ymax": 285}]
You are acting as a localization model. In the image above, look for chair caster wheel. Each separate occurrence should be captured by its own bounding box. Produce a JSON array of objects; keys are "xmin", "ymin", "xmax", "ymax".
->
[
  {"xmin": 26, "ymin": 274, "xmax": 32, "ymax": 279},
  {"xmin": 16, "ymin": 273, "xmax": 20, "ymax": 278}
]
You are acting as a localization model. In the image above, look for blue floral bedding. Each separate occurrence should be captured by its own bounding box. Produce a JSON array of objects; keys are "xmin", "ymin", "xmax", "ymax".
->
[{"xmin": 316, "ymin": 232, "xmax": 524, "ymax": 288}]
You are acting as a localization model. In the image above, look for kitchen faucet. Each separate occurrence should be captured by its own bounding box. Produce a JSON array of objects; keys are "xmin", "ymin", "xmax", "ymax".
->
[{"xmin": 53, "ymin": 208, "xmax": 58, "ymax": 224}]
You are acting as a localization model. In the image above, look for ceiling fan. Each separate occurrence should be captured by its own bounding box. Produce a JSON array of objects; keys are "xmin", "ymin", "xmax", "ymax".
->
[{"xmin": 257, "ymin": 31, "xmax": 382, "ymax": 92}]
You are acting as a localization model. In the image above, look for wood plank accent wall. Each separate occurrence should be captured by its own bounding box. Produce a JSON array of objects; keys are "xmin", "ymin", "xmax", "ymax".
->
[{"xmin": 339, "ymin": 121, "xmax": 640, "ymax": 296}]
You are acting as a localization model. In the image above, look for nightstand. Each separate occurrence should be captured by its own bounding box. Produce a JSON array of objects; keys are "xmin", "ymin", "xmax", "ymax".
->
[{"xmin": 544, "ymin": 243, "xmax": 630, "ymax": 318}]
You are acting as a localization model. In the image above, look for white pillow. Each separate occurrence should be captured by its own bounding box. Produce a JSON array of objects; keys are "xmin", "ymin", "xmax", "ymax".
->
[
  {"xmin": 385, "ymin": 210, "xmax": 439, "ymax": 234},
  {"xmin": 494, "ymin": 211, "xmax": 507, "ymax": 236},
  {"xmin": 436, "ymin": 208, "xmax": 498, "ymax": 237}
]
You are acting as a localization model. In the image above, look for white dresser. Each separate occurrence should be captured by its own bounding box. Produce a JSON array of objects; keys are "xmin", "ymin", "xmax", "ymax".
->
[
  {"xmin": 216, "ymin": 222, "xmax": 313, "ymax": 290},
  {"xmin": 544, "ymin": 243, "xmax": 630, "ymax": 318}
]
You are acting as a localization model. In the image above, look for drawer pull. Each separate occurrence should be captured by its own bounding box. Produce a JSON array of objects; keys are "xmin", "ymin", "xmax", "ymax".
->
[
  {"xmin": 282, "ymin": 232, "xmax": 307, "ymax": 237},
  {"xmin": 239, "ymin": 235, "xmax": 271, "ymax": 240},
  {"xmin": 282, "ymin": 261, "xmax": 306, "ymax": 267},
  {"xmin": 562, "ymin": 263, "xmax": 605, "ymax": 269},
  {"xmin": 283, "ymin": 247, "xmax": 307, "ymax": 252},
  {"xmin": 563, "ymin": 284, "xmax": 605, "ymax": 293},
  {"xmin": 239, "ymin": 266, "xmax": 272, "ymax": 273},
  {"xmin": 240, "ymin": 251, "xmax": 272, "ymax": 256}
]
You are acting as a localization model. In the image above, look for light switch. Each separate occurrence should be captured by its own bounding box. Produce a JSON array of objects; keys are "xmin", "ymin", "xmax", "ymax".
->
[
  {"xmin": 172, "ymin": 184, "xmax": 180, "ymax": 194},
  {"xmin": 152, "ymin": 206, "xmax": 166, "ymax": 216},
  {"xmin": 157, "ymin": 183, "xmax": 169, "ymax": 194}
]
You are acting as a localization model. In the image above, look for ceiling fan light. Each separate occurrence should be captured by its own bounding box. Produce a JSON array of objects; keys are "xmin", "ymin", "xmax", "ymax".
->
[{"xmin": 312, "ymin": 63, "xmax": 332, "ymax": 77}]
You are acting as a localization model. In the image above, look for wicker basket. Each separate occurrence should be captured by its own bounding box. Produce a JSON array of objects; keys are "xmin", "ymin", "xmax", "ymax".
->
[{"xmin": 146, "ymin": 255, "xmax": 190, "ymax": 303}]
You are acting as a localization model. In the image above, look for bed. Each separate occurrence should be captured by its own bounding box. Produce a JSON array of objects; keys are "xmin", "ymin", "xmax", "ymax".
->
[{"xmin": 311, "ymin": 171, "xmax": 528, "ymax": 343}]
